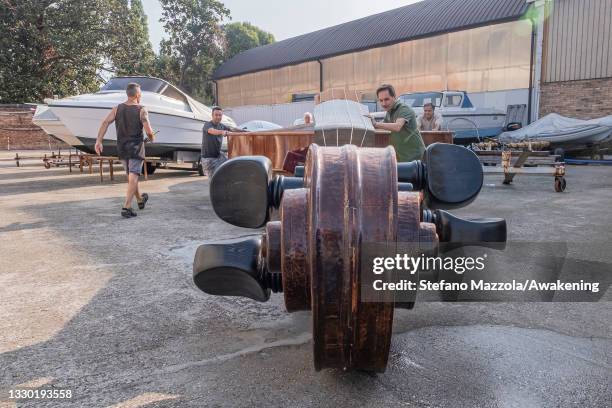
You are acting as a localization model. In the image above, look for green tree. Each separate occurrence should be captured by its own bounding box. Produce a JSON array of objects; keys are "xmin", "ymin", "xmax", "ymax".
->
[
  {"xmin": 158, "ymin": 0, "xmax": 229, "ymax": 102},
  {"xmin": 107, "ymin": 0, "xmax": 156, "ymax": 76},
  {"xmin": 223, "ymin": 22, "xmax": 275, "ymax": 59},
  {"xmin": 0, "ymin": 0, "xmax": 109, "ymax": 103}
]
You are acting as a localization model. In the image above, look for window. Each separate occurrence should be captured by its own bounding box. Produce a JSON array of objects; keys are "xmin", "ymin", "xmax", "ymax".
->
[
  {"xmin": 161, "ymin": 85, "xmax": 192, "ymax": 112},
  {"xmin": 399, "ymin": 93, "xmax": 442, "ymax": 107},
  {"xmin": 162, "ymin": 85, "xmax": 188, "ymax": 104},
  {"xmin": 444, "ymin": 94, "xmax": 463, "ymax": 107},
  {"xmin": 100, "ymin": 77, "xmax": 166, "ymax": 93}
]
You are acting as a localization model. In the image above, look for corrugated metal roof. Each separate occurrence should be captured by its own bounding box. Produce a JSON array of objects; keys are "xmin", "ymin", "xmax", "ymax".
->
[{"xmin": 213, "ymin": 0, "xmax": 529, "ymax": 80}]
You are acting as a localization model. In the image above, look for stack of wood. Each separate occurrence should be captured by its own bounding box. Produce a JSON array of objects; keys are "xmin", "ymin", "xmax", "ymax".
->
[{"xmin": 472, "ymin": 139, "xmax": 551, "ymax": 151}]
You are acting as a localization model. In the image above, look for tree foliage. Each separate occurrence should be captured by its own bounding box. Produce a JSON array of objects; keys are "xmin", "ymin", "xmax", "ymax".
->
[
  {"xmin": 107, "ymin": 0, "xmax": 156, "ymax": 76},
  {"xmin": 0, "ymin": 0, "xmax": 109, "ymax": 102},
  {"xmin": 158, "ymin": 0, "xmax": 229, "ymax": 102},
  {"xmin": 0, "ymin": 0, "xmax": 274, "ymax": 104},
  {"xmin": 224, "ymin": 22, "xmax": 275, "ymax": 59}
]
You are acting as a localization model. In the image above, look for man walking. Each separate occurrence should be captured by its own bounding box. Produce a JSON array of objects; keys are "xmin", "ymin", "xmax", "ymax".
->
[
  {"xmin": 373, "ymin": 84, "xmax": 425, "ymax": 162},
  {"xmin": 95, "ymin": 82, "xmax": 155, "ymax": 218},
  {"xmin": 199, "ymin": 106, "xmax": 234, "ymax": 176}
]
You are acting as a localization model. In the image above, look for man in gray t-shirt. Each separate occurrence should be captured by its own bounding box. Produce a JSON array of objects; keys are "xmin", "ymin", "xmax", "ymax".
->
[
  {"xmin": 200, "ymin": 106, "xmax": 231, "ymax": 176},
  {"xmin": 202, "ymin": 119, "xmax": 228, "ymax": 159}
]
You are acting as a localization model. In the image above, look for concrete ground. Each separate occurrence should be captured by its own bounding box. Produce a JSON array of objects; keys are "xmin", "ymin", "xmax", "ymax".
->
[{"xmin": 0, "ymin": 153, "xmax": 610, "ymax": 407}]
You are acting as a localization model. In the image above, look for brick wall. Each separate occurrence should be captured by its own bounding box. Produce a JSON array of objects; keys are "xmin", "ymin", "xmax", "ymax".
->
[
  {"xmin": 539, "ymin": 77, "xmax": 612, "ymax": 119},
  {"xmin": 0, "ymin": 105, "xmax": 70, "ymax": 150}
]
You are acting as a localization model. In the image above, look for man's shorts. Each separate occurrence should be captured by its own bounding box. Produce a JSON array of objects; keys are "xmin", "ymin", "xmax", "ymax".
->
[
  {"xmin": 122, "ymin": 159, "xmax": 143, "ymax": 175},
  {"xmin": 200, "ymin": 152, "xmax": 228, "ymax": 176}
]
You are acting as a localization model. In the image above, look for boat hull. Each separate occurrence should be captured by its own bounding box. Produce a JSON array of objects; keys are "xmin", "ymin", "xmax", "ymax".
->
[
  {"xmin": 47, "ymin": 105, "xmax": 205, "ymax": 157},
  {"xmin": 529, "ymin": 126, "xmax": 612, "ymax": 147},
  {"xmin": 32, "ymin": 105, "xmax": 83, "ymax": 146},
  {"xmin": 372, "ymin": 109, "xmax": 506, "ymax": 143},
  {"xmin": 498, "ymin": 113, "xmax": 612, "ymax": 152},
  {"xmin": 434, "ymin": 110, "xmax": 506, "ymax": 143},
  {"xmin": 70, "ymin": 136, "xmax": 201, "ymax": 157}
]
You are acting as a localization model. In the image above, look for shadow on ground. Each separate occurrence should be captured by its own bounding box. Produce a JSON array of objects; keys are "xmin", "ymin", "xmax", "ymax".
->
[
  {"xmin": 0, "ymin": 167, "xmax": 197, "ymax": 196},
  {"xmin": 0, "ymin": 165, "xmax": 611, "ymax": 407}
]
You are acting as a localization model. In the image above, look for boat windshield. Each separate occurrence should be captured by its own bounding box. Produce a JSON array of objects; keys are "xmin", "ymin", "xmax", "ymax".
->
[
  {"xmin": 101, "ymin": 77, "xmax": 192, "ymax": 112},
  {"xmin": 100, "ymin": 77, "xmax": 167, "ymax": 93},
  {"xmin": 399, "ymin": 92, "xmax": 443, "ymax": 108}
]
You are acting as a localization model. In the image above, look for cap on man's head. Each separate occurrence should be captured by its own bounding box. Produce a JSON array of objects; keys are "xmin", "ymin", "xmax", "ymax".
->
[{"xmin": 126, "ymin": 83, "xmax": 141, "ymax": 97}]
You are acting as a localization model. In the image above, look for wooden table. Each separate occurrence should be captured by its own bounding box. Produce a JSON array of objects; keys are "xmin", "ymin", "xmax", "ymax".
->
[
  {"xmin": 226, "ymin": 129, "xmax": 452, "ymax": 171},
  {"xmin": 228, "ymin": 130, "xmax": 391, "ymax": 171},
  {"xmin": 420, "ymin": 131, "xmax": 454, "ymax": 146},
  {"xmin": 228, "ymin": 131, "xmax": 314, "ymax": 170}
]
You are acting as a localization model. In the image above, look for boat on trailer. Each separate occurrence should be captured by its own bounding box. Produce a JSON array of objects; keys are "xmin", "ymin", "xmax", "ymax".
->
[
  {"xmin": 372, "ymin": 91, "xmax": 507, "ymax": 143},
  {"xmin": 498, "ymin": 113, "xmax": 612, "ymax": 154},
  {"xmin": 33, "ymin": 76, "xmax": 236, "ymax": 160}
]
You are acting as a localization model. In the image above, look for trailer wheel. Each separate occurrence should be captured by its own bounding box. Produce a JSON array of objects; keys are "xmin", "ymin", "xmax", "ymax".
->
[
  {"xmin": 555, "ymin": 177, "xmax": 566, "ymax": 192},
  {"xmin": 44, "ymin": 161, "xmax": 51, "ymax": 169}
]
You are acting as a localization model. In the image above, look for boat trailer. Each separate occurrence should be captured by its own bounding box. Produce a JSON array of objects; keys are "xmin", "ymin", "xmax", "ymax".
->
[
  {"xmin": 192, "ymin": 143, "xmax": 507, "ymax": 372},
  {"xmin": 0, "ymin": 150, "xmax": 82, "ymax": 169},
  {"xmin": 472, "ymin": 141, "xmax": 567, "ymax": 192}
]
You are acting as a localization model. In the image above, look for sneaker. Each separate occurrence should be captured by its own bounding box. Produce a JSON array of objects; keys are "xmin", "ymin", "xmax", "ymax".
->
[
  {"xmin": 121, "ymin": 207, "xmax": 137, "ymax": 218},
  {"xmin": 137, "ymin": 193, "xmax": 149, "ymax": 210}
]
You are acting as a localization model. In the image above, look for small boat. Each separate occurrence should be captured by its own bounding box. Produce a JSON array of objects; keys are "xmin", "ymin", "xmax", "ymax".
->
[
  {"xmin": 372, "ymin": 91, "xmax": 507, "ymax": 142},
  {"xmin": 498, "ymin": 113, "xmax": 612, "ymax": 152},
  {"xmin": 33, "ymin": 76, "xmax": 236, "ymax": 158},
  {"xmin": 238, "ymin": 120, "xmax": 282, "ymax": 131}
]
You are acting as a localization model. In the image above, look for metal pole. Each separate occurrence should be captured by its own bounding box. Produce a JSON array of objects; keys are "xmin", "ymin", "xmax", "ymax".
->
[
  {"xmin": 317, "ymin": 60, "xmax": 324, "ymax": 92},
  {"xmin": 528, "ymin": 0, "xmax": 546, "ymax": 123},
  {"xmin": 527, "ymin": 20, "xmax": 536, "ymax": 125}
]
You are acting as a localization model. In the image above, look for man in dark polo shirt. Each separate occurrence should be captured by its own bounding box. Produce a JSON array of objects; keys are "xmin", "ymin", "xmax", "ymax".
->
[
  {"xmin": 373, "ymin": 84, "xmax": 425, "ymax": 162},
  {"xmin": 199, "ymin": 106, "xmax": 233, "ymax": 176}
]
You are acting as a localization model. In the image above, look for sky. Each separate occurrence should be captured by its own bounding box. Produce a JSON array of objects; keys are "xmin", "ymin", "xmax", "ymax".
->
[{"xmin": 141, "ymin": 0, "xmax": 421, "ymax": 52}]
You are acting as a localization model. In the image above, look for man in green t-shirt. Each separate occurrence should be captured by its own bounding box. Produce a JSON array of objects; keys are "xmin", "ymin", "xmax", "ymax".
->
[{"xmin": 373, "ymin": 84, "xmax": 425, "ymax": 162}]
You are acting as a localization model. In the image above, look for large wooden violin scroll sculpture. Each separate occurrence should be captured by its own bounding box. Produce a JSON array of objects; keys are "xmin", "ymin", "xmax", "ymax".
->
[{"xmin": 193, "ymin": 143, "xmax": 507, "ymax": 372}]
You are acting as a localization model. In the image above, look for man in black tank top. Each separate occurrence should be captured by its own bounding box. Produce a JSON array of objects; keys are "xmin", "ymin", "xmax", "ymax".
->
[{"xmin": 95, "ymin": 82, "xmax": 155, "ymax": 218}]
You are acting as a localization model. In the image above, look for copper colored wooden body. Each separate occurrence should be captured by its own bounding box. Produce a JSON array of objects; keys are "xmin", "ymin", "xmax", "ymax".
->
[
  {"xmin": 228, "ymin": 131, "xmax": 391, "ymax": 171},
  {"xmin": 273, "ymin": 144, "xmax": 438, "ymax": 371},
  {"xmin": 228, "ymin": 131, "xmax": 313, "ymax": 170},
  {"xmin": 420, "ymin": 131, "xmax": 454, "ymax": 146}
]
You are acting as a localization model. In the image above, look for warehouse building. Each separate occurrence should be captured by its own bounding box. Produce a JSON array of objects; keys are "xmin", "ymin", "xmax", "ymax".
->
[
  {"xmin": 213, "ymin": 0, "xmax": 611, "ymax": 123},
  {"xmin": 539, "ymin": 0, "xmax": 612, "ymax": 119}
]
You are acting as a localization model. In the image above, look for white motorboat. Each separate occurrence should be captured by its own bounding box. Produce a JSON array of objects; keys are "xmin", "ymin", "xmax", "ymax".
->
[
  {"xmin": 33, "ymin": 76, "xmax": 236, "ymax": 158},
  {"xmin": 238, "ymin": 120, "xmax": 282, "ymax": 131},
  {"xmin": 372, "ymin": 91, "xmax": 507, "ymax": 142}
]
